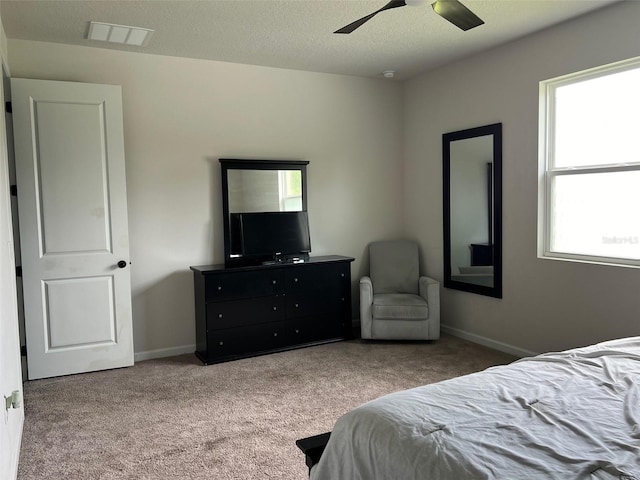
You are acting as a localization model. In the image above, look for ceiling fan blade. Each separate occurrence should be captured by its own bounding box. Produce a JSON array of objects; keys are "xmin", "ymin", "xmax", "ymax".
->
[
  {"xmin": 335, "ymin": 0, "xmax": 407, "ymax": 34},
  {"xmin": 334, "ymin": 12, "xmax": 380, "ymax": 34},
  {"xmin": 431, "ymin": 0, "xmax": 484, "ymax": 31}
]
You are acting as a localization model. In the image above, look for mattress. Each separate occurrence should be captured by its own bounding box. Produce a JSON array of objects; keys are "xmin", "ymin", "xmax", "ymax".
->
[{"xmin": 310, "ymin": 337, "xmax": 640, "ymax": 480}]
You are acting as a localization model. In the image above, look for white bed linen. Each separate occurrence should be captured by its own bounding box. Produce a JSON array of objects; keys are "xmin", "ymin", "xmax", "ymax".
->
[{"xmin": 310, "ymin": 337, "xmax": 640, "ymax": 480}]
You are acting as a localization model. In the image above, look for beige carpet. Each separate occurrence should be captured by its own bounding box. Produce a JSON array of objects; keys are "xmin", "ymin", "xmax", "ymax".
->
[{"xmin": 18, "ymin": 335, "xmax": 515, "ymax": 479}]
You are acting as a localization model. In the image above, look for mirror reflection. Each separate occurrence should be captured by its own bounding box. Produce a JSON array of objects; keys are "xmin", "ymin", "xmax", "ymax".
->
[
  {"xmin": 450, "ymin": 135, "xmax": 494, "ymax": 287},
  {"xmin": 443, "ymin": 123, "xmax": 502, "ymax": 298},
  {"xmin": 228, "ymin": 169, "xmax": 303, "ymax": 213}
]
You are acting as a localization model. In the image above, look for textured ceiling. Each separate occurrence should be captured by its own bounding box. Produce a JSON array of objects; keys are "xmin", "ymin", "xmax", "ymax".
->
[{"xmin": 0, "ymin": 0, "xmax": 620, "ymax": 80}]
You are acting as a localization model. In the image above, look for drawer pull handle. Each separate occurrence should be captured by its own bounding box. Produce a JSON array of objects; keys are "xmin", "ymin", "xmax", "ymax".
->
[
  {"xmin": 217, "ymin": 286, "xmax": 222, "ymax": 291},
  {"xmin": 274, "ymin": 332, "xmax": 278, "ymax": 337},
  {"xmin": 294, "ymin": 278, "xmax": 298, "ymax": 282},
  {"xmin": 295, "ymin": 303, "xmax": 299, "ymax": 308},
  {"xmin": 219, "ymin": 341, "xmax": 224, "ymax": 346},
  {"xmin": 341, "ymin": 297, "xmax": 345, "ymax": 302},
  {"xmin": 341, "ymin": 273, "xmax": 345, "ymax": 277},
  {"xmin": 272, "ymin": 280, "xmax": 277, "ymax": 284},
  {"xmin": 273, "ymin": 306, "xmax": 277, "ymax": 311},
  {"xmin": 295, "ymin": 329, "xmax": 300, "ymax": 334},
  {"xmin": 218, "ymin": 313, "xmax": 223, "ymax": 318}
]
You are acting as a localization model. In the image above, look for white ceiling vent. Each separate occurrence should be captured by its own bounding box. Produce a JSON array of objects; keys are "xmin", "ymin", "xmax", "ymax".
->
[{"xmin": 87, "ymin": 21, "xmax": 154, "ymax": 46}]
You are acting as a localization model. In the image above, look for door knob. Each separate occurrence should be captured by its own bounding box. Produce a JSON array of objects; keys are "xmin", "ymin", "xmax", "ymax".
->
[{"xmin": 117, "ymin": 260, "xmax": 127, "ymax": 269}]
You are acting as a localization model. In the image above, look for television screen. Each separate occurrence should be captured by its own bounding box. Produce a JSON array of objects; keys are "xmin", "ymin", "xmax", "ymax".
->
[
  {"xmin": 237, "ymin": 211, "xmax": 311, "ymax": 257},
  {"xmin": 229, "ymin": 213, "xmax": 243, "ymax": 255}
]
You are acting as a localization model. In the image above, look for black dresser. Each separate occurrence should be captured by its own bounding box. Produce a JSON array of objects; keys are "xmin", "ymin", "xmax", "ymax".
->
[{"xmin": 190, "ymin": 255, "xmax": 354, "ymax": 365}]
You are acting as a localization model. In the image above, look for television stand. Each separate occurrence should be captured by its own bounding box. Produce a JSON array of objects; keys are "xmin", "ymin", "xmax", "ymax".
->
[{"xmin": 190, "ymin": 255, "xmax": 354, "ymax": 365}]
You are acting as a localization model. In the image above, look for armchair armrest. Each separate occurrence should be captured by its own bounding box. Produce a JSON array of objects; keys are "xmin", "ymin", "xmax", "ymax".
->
[
  {"xmin": 359, "ymin": 276, "xmax": 374, "ymax": 339},
  {"xmin": 419, "ymin": 276, "xmax": 440, "ymax": 339}
]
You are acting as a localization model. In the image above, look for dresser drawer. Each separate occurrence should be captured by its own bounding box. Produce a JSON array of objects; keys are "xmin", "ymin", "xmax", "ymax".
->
[
  {"xmin": 285, "ymin": 292, "xmax": 348, "ymax": 319},
  {"xmin": 207, "ymin": 321, "xmax": 289, "ymax": 359},
  {"xmin": 290, "ymin": 317, "xmax": 345, "ymax": 344},
  {"xmin": 286, "ymin": 263, "xmax": 350, "ymax": 293},
  {"xmin": 207, "ymin": 296, "xmax": 284, "ymax": 330},
  {"xmin": 205, "ymin": 270, "xmax": 284, "ymax": 302}
]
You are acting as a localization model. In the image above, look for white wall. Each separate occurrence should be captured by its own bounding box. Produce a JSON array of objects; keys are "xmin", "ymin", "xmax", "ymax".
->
[
  {"xmin": 7, "ymin": 40, "xmax": 405, "ymax": 358},
  {"xmin": 404, "ymin": 1, "xmax": 640, "ymax": 355},
  {"xmin": 0, "ymin": 9, "xmax": 24, "ymax": 479}
]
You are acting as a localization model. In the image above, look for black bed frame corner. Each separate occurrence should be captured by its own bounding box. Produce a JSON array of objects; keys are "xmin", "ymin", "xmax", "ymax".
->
[{"xmin": 296, "ymin": 431, "xmax": 331, "ymax": 474}]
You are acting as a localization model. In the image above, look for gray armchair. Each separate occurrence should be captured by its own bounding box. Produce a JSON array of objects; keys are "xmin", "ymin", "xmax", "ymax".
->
[{"xmin": 360, "ymin": 240, "xmax": 440, "ymax": 340}]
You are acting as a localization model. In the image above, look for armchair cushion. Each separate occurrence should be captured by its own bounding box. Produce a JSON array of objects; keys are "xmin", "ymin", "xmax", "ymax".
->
[
  {"xmin": 372, "ymin": 294, "xmax": 428, "ymax": 320},
  {"xmin": 369, "ymin": 240, "xmax": 419, "ymax": 295}
]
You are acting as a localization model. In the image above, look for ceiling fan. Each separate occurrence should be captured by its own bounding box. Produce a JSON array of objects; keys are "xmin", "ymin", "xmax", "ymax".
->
[{"xmin": 334, "ymin": 0, "xmax": 484, "ymax": 34}]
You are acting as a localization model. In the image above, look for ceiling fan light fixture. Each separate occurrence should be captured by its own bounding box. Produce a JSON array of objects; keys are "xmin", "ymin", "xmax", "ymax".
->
[
  {"xmin": 383, "ymin": 70, "xmax": 396, "ymax": 78},
  {"xmin": 431, "ymin": 0, "xmax": 484, "ymax": 31}
]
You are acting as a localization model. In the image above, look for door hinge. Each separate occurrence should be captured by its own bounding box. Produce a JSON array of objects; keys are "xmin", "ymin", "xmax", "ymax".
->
[
  {"xmin": 15, "ymin": 265, "xmax": 22, "ymax": 277},
  {"xmin": 10, "ymin": 184, "xmax": 17, "ymax": 196},
  {"xmin": 5, "ymin": 101, "xmax": 11, "ymax": 113},
  {"xmin": 20, "ymin": 345, "xmax": 27, "ymax": 357}
]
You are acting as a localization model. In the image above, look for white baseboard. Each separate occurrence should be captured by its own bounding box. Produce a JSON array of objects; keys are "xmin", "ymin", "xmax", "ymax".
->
[
  {"xmin": 134, "ymin": 344, "xmax": 196, "ymax": 363},
  {"xmin": 441, "ymin": 325, "xmax": 538, "ymax": 358}
]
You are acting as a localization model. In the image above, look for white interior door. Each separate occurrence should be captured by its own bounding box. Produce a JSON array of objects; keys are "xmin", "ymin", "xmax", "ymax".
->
[
  {"xmin": 1, "ymin": 65, "xmax": 23, "ymax": 480},
  {"xmin": 11, "ymin": 78, "xmax": 133, "ymax": 380}
]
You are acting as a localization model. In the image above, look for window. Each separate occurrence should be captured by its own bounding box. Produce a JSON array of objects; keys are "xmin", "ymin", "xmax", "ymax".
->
[
  {"xmin": 278, "ymin": 170, "xmax": 302, "ymax": 211},
  {"xmin": 539, "ymin": 57, "xmax": 640, "ymax": 267}
]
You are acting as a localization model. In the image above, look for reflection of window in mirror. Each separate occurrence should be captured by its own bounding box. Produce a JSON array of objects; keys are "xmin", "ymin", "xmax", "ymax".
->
[{"xmin": 278, "ymin": 170, "xmax": 302, "ymax": 211}]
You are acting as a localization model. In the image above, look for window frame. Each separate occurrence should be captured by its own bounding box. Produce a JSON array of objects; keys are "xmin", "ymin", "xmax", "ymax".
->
[{"xmin": 538, "ymin": 56, "xmax": 640, "ymax": 268}]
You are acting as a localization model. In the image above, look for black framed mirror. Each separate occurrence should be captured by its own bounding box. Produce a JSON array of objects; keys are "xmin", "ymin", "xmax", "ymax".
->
[
  {"xmin": 443, "ymin": 123, "xmax": 502, "ymax": 298},
  {"xmin": 220, "ymin": 159, "xmax": 309, "ymax": 267}
]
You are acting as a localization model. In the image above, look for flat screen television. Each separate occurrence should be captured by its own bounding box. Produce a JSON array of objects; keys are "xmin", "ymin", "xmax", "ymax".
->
[{"xmin": 230, "ymin": 211, "xmax": 311, "ymax": 261}]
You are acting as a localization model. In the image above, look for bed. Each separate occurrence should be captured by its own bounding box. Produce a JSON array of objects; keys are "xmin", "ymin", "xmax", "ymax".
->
[{"xmin": 299, "ymin": 337, "xmax": 640, "ymax": 479}]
